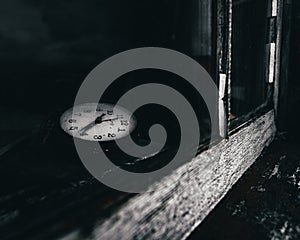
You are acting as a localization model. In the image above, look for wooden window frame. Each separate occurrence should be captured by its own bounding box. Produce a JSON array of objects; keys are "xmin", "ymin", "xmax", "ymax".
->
[{"xmin": 81, "ymin": 1, "xmax": 283, "ymax": 239}]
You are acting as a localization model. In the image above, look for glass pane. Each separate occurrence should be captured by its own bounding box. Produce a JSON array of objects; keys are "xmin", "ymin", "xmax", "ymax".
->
[
  {"xmin": 230, "ymin": 0, "xmax": 269, "ymax": 120},
  {"xmin": 0, "ymin": 0, "xmax": 215, "ymax": 111},
  {"xmin": 0, "ymin": 0, "xmax": 216, "ymax": 144},
  {"xmin": 0, "ymin": 1, "xmax": 221, "ymax": 237}
]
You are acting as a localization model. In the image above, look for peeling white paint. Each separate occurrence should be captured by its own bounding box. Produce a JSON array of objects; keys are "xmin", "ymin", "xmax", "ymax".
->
[
  {"xmin": 219, "ymin": 73, "xmax": 227, "ymax": 138},
  {"xmin": 268, "ymin": 43, "xmax": 276, "ymax": 83},
  {"xmin": 272, "ymin": 0, "xmax": 278, "ymax": 17}
]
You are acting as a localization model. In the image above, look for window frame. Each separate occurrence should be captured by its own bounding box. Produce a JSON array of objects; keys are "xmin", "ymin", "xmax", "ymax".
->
[{"xmin": 218, "ymin": 0, "xmax": 281, "ymax": 137}]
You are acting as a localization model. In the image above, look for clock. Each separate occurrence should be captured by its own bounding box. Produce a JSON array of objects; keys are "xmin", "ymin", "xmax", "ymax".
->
[
  {"xmin": 32, "ymin": 102, "xmax": 177, "ymax": 173},
  {"xmin": 60, "ymin": 103, "xmax": 136, "ymax": 142}
]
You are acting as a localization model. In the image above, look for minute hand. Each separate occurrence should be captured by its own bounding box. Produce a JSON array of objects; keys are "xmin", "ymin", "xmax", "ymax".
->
[
  {"xmin": 80, "ymin": 118, "xmax": 118, "ymax": 134},
  {"xmin": 80, "ymin": 121, "xmax": 96, "ymax": 134},
  {"xmin": 101, "ymin": 118, "xmax": 118, "ymax": 122}
]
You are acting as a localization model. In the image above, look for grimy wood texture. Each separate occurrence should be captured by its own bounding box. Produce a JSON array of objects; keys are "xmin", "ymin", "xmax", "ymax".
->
[{"xmin": 60, "ymin": 110, "xmax": 276, "ymax": 240}]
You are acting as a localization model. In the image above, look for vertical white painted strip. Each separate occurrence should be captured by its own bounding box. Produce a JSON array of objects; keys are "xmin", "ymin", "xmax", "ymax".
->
[
  {"xmin": 268, "ymin": 43, "xmax": 276, "ymax": 83},
  {"xmin": 219, "ymin": 74, "xmax": 227, "ymax": 138},
  {"xmin": 272, "ymin": 0, "xmax": 278, "ymax": 17}
]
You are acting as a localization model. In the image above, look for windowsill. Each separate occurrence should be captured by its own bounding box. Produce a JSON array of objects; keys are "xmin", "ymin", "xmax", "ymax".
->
[{"xmin": 2, "ymin": 110, "xmax": 275, "ymax": 240}]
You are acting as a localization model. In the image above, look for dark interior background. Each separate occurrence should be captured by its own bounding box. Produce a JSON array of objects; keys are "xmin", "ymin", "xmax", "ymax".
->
[
  {"xmin": 231, "ymin": 0, "xmax": 269, "ymax": 119},
  {"xmin": 278, "ymin": 0, "xmax": 300, "ymax": 140},
  {"xmin": 0, "ymin": 0, "xmax": 215, "ymax": 114},
  {"xmin": 0, "ymin": 0, "xmax": 216, "ymax": 148},
  {"xmin": 286, "ymin": 0, "xmax": 300, "ymax": 139}
]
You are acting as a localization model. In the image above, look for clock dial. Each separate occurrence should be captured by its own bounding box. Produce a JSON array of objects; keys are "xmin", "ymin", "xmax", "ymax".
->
[{"xmin": 60, "ymin": 103, "xmax": 136, "ymax": 141}]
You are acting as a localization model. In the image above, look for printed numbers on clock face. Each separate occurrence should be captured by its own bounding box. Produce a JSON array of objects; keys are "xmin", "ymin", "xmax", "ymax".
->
[{"xmin": 60, "ymin": 103, "xmax": 136, "ymax": 141}]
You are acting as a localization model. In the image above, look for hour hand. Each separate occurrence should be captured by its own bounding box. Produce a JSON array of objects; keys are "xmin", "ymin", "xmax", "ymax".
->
[
  {"xmin": 95, "ymin": 113, "xmax": 106, "ymax": 124},
  {"xmin": 80, "ymin": 113, "xmax": 106, "ymax": 133}
]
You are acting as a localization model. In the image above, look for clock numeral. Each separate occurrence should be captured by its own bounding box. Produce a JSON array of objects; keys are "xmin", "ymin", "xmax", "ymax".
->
[
  {"xmin": 93, "ymin": 135, "xmax": 103, "ymax": 140},
  {"xmin": 121, "ymin": 120, "xmax": 129, "ymax": 126},
  {"xmin": 108, "ymin": 133, "xmax": 116, "ymax": 138},
  {"xmin": 96, "ymin": 107, "xmax": 103, "ymax": 112},
  {"xmin": 107, "ymin": 110, "xmax": 113, "ymax": 115},
  {"xmin": 69, "ymin": 119, "xmax": 77, "ymax": 123},
  {"xmin": 118, "ymin": 128, "xmax": 126, "ymax": 132},
  {"xmin": 69, "ymin": 126, "xmax": 78, "ymax": 131}
]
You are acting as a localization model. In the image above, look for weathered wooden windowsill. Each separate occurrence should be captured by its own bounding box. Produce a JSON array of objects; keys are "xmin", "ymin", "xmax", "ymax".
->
[{"xmin": 60, "ymin": 110, "xmax": 276, "ymax": 240}]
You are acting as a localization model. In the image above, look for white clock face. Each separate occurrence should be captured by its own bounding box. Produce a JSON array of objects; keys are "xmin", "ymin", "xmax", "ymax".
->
[{"xmin": 60, "ymin": 103, "xmax": 136, "ymax": 141}]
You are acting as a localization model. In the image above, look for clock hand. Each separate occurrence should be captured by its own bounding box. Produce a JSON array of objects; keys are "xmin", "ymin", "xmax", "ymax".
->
[
  {"xmin": 80, "ymin": 121, "xmax": 95, "ymax": 134},
  {"xmin": 101, "ymin": 117, "xmax": 119, "ymax": 122},
  {"xmin": 80, "ymin": 113, "xmax": 106, "ymax": 133},
  {"xmin": 94, "ymin": 113, "xmax": 106, "ymax": 124}
]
